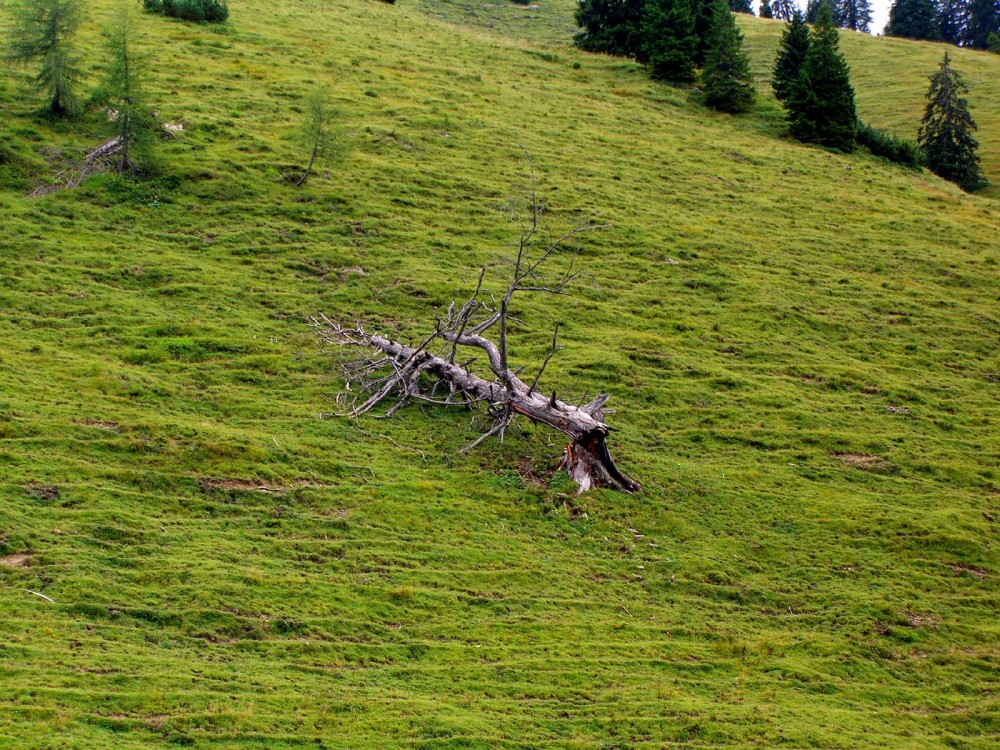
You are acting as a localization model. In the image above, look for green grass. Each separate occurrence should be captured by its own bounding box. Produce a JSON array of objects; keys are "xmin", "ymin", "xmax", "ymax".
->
[{"xmin": 0, "ymin": 0, "xmax": 998, "ymax": 748}]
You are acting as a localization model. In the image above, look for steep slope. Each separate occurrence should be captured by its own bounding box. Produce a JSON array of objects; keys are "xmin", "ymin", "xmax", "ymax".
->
[{"xmin": 0, "ymin": 1, "xmax": 998, "ymax": 748}]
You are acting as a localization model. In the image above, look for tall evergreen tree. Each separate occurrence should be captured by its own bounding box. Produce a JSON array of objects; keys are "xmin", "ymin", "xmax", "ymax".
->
[
  {"xmin": 835, "ymin": 0, "xmax": 874, "ymax": 31},
  {"xmin": 772, "ymin": 10, "xmax": 810, "ymax": 102},
  {"xmin": 786, "ymin": 1, "xmax": 857, "ymax": 150},
  {"xmin": 99, "ymin": 3, "xmax": 156, "ymax": 173},
  {"xmin": 760, "ymin": 0, "xmax": 775, "ymax": 18},
  {"xmin": 693, "ymin": 0, "xmax": 718, "ymax": 64},
  {"xmin": 806, "ymin": 0, "xmax": 824, "ymax": 22},
  {"xmin": 771, "ymin": 0, "xmax": 796, "ymax": 19},
  {"xmin": 730, "ymin": 0, "xmax": 754, "ymax": 13},
  {"xmin": 641, "ymin": 0, "xmax": 698, "ymax": 81},
  {"xmin": 886, "ymin": 0, "xmax": 942, "ymax": 39},
  {"xmin": 965, "ymin": 0, "xmax": 1000, "ymax": 48},
  {"xmin": 918, "ymin": 52, "xmax": 986, "ymax": 190},
  {"xmin": 937, "ymin": 0, "xmax": 969, "ymax": 44},
  {"xmin": 574, "ymin": 0, "xmax": 645, "ymax": 57},
  {"xmin": 4, "ymin": 0, "xmax": 84, "ymax": 117},
  {"xmin": 703, "ymin": 0, "xmax": 756, "ymax": 111}
]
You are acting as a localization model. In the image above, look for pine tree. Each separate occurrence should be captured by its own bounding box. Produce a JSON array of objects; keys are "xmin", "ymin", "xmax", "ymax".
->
[
  {"xmin": 703, "ymin": 0, "xmax": 756, "ymax": 111},
  {"xmin": 772, "ymin": 10, "xmax": 809, "ymax": 102},
  {"xmin": 965, "ymin": 0, "xmax": 999, "ymax": 48},
  {"xmin": 771, "ymin": 0, "xmax": 796, "ymax": 19},
  {"xmin": 641, "ymin": 0, "xmax": 697, "ymax": 81},
  {"xmin": 786, "ymin": 1, "xmax": 857, "ymax": 150},
  {"xmin": 99, "ymin": 3, "xmax": 156, "ymax": 173},
  {"xmin": 574, "ymin": 0, "xmax": 646, "ymax": 57},
  {"xmin": 918, "ymin": 52, "xmax": 986, "ymax": 191},
  {"xmin": 886, "ymin": 0, "xmax": 942, "ymax": 40},
  {"xmin": 760, "ymin": 0, "xmax": 775, "ymax": 18},
  {"xmin": 835, "ymin": 0, "xmax": 873, "ymax": 31},
  {"xmin": 937, "ymin": 0, "xmax": 969, "ymax": 44},
  {"xmin": 4, "ymin": 0, "xmax": 84, "ymax": 117}
]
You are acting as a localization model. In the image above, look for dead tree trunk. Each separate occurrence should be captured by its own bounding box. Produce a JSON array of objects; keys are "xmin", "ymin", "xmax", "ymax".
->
[{"xmin": 316, "ymin": 152, "xmax": 641, "ymax": 494}]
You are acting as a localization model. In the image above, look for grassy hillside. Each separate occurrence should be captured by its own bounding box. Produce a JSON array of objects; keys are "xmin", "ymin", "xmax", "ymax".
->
[{"xmin": 1, "ymin": 0, "xmax": 998, "ymax": 748}]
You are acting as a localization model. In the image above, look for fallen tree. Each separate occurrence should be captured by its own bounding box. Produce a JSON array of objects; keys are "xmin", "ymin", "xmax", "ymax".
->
[{"xmin": 316, "ymin": 161, "xmax": 641, "ymax": 494}]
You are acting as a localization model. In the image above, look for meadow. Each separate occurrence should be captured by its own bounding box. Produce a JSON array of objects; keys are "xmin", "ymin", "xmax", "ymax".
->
[{"xmin": 0, "ymin": 0, "xmax": 998, "ymax": 747}]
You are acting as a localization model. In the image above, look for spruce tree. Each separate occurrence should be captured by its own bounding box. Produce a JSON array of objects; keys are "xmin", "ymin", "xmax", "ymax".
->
[
  {"xmin": 703, "ymin": 0, "xmax": 756, "ymax": 111},
  {"xmin": 937, "ymin": 0, "xmax": 969, "ymax": 44},
  {"xmin": 886, "ymin": 0, "xmax": 942, "ymax": 39},
  {"xmin": 4, "ymin": 0, "xmax": 84, "ymax": 117},
  {"xmin": 806, "ymin": 0, "xmax": 823, "ymax": 22},
  {"xmin": 760, "ymin": 0, "xmax": 775, "ymax": 18},
  {"xmin": 574, "ymin": 0, "xmax": 646, "ymax": 57},
  {"xmin": 641, "ymin": 0, "xmax": 697, "ymax": 81},
  {"xmin": 835, "ymin": 0, "xmax": 873, "ymax": 30},
  {"xmin": 786, "ymin": 1, "xmax": 857, "ymax": 150},
  {"xmin": 729, "ymin": 0, "xmax": 754, "ymax": 13},
  {"xmin": 99, "ymin": 3, "xmax": 156, "ymax": 173},
  {"xmin": 693, "ymin": 0, "xmax": 718, "ymax": 64},
  {"xmin": 772, "ymin": 10, "xmax": 809, "ymax": 102},
  {"xmin": 965, "ymin": 0, "xmax": 999, "ymax": 48},
  {"xmin": 918, "ymin": 52, "xmax": 986, "ymax": 191},
  {"xmin": 771, "ymin": 0, "xmax": 796, "ymax": 19}
]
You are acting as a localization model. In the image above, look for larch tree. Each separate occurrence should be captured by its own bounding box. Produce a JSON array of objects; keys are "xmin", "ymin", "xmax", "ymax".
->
[
  {"xmin": 5, "ymin": 0, "xmax": 84, "ymax": 117},
  {"xmin": 918, "ymin": 52, "xmax": 986, "ymax": 191},
  {"xmin": 703, "ymin": 0, "xmax": 756, "ymax": 112},
  {"xmin": 772, "ymin": 9, "xmax": 809, "ymax": 103},
  {"xmin": 296, "ymin": 88, "xmax": 342, "ymax": 187},
  {"xmin": 786, "ymin": 1, "xmax": 857, "ymax": 150}
]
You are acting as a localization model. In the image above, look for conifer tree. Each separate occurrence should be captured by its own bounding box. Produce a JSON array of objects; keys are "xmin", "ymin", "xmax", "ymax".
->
[
  {"xmin": 937, "ymin": 0, "xmax": 969, "ymax": 44},
  {"xmin": 574, "ymin": 0, "xmax": 645, "ymax": 57},
  {"xmin": 760, "ymin": 0, "xmax": 775, "ymax": 18},
  {"xmin": 786, "ymin": 1, "xmax": 857, "ymax": 150},
  {"xmin": 886, "ymin": 0, "xmax": 942, "ymax": 39},
  {"xmin": 730, "ymin": 0, "xmax": 754, "ymax": 13},
  {"xmin": 703, "ymin": 0, "xmax": 756, "ymax": 111},
  {"xmin": 771, "ymin": 0, "xmax": 796, "ymax": 19},
  {"xmin": 296, "ymin": 88, "xmax": 342, "ymax": 187},
  {"xmin": 4, "ymin": 0, "xmax": 84, "ymax": 117},
  {"xmin": 806, "ymin": 0, "xmax": 823, "ymax": 21},
  {"xmin": 966, "ymin": 0, "xmax": 1000, "ymax": 48},
  {"xmin": 99, "ymin": 3, "xmax": 156, "ymax": 173},
  {"xmin": 918, "ymin": 52, "xmax": 986, "ymax": 191},
  {"xmin": 641, "ymin": 0, "xmax": 697, "ymax": 81},
  {"xmin": 772, "ymin": 10, "xmax": 809, "ymax": 102},
  {"xmin": 693, "ymin": 0, "xmax": 718, "ymax": 64},
  {"xmin": 835, "ymin": 0, "xmax": 873, "ymax": 30}
]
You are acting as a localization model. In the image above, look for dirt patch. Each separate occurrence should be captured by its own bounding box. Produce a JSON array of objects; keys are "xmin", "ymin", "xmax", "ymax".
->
[
  {"xmin": 25, "ymin": 484, "xmax": 60, "ymax": 500},
  {"xmin": 950, "ymin": 564, "xmax": 987, "ymax": 581},
  {"xmin": 199, "ymin": 478, "xmax": 328, "ymax": 493},
  {"xmin": 0, "ymin": 553, "xmax": 30, "ymax": 568},
  {"xmin": 904, "ymin": 612, "xmax": 940, "ymax": 629},
  {"xmin": 832, "ymin": 453, "xmax": 888, "ymax": 471},
  {"xmin": 73, "ymin": 419, "xmax": 120, "ymax": 431}
]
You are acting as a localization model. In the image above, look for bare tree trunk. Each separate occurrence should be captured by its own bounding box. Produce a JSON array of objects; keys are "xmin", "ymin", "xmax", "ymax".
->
[{"xmin": 296, "ymin": 141, "xmax": 318, "ymax": 187}]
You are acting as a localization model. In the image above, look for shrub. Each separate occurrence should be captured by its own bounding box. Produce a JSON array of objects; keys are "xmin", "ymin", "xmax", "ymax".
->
[
  {"xmin": 856, "ymin": 120, "xmax": 923, "ymax": 167},
  {"xmin": 143, "ymin": 0, "xmax": 228, "ymax": 22}
]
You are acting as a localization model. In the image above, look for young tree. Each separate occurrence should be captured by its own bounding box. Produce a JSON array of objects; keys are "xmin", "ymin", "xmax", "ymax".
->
[
  {"xmin": 786, "ymin": 1, "xmax": 857, "ymax": 150},
  {"xmin": 641, "ymin": 0, "xmax": 697, "ymax": 81},
  {"xmin": 965, "ymin": 0, "xmax": 999, "ymax": 48},
  {"xmin": 886, "ymin": 0, "xmax": 942, "ymax": 40},
  {"xmin": 772, "ymin": 9, "xmax": 809, "ymax": 102},
  {"xmin": 574, "ymin": 0, "xmax": 645, "ymax": 57},
  {"xmin": 100, "ymin": 3, "xmax": 156, "ymax": 173},
  {"xmin": 4, "ymin": 0, "xmax": 84, "ymax": 117},
  {"xmin": 937, "ymin": 0, "xmax": 969, "ymax": 44},
  {"xmin": 771, "ymin": 0, "xmax": 797, "ymax": 19},
  {"xmin": 835, "ymin": 0, "xmax": 874, "ymax": 30},
  {"xmin": 918, "ymin": 52, "xmax": 986, "ymax": 191},
  {"xmin": 296, "ymin": 89, "xmax": 342, "ymax": 187},
  {"xmin": 703, "ymin": 0, "xmax": 756, "ymax": 111},
  {"xmin": 760, "ymin": 0, "xmax": 775, "ymax": 18}
]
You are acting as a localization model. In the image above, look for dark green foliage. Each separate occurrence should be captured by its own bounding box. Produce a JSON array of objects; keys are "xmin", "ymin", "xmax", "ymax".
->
[
  {"xmin": 772, "ymin": 10, "xmax": 809, "ymax": 102},
  {"xmin": 834, "ymin": 0, "xmax": 873, "ymax": 31},
  {"xmin": 937, "ymin": 0, "xmax": 969, "ymax": 44},
  {"xmin": 918, "ymin": 52, "xmax": 986, "ymax": 191},
  {"xmin": 966, "ymin": 0, "xmax": 999, "ymax": 48},
  {"xmin": 574, "ymin": 0, "xmax": 645, "ymax": 57},
  {"xmin": 806, "ymin": 0, "xmax": 823, "ymax": 21},
  {"xmin": 990, "ymin": 29, "xmax": 1000, "ymax": 48},
  {"xmin": 703, "ymin": 0, "xmax": 756, "ymax": 111},
  {"xmin": 4, "ymin": 0, "xmax": 84, "ymax": 117},
  {"xmin": 786, "ymin": 2, "xmax": 857, "ymax": 150},
  {"xmin": 771, "ymin": 0, "xmax": 796, "ymax": 19},
  {"xmin": 730, "ymin": 0, "xmax": 754, "ymax": 13},
  {"xmin": 856, "ymin": 120, "xmax": 924, "ymax": 166},
  {"xmin": 693, "ymin": 0, "xmax": 717, "ymax": 64},
  {"xmin": 143, "ymin": 0, "xmax": 229, "ymax": 23},
  {"xmin": 641, "ymin": 0, "xmax": 697, "ymax": 81},
  {"xmin": 99, "ymin": 4, "xmax": 157, "ymax": 174},
  {"xmin": 886, "ymin": 0, "xmax": 942, "ymax": 39},
  {"xmin": 760, "ymin": 0, "xmax": 775, "ymax": 18}
]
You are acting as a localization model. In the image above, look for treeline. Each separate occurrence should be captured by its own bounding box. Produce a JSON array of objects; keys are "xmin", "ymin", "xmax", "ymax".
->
[{"xmin": 886, "ymin": 0, "xmax": 999, "ymax": 50}]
